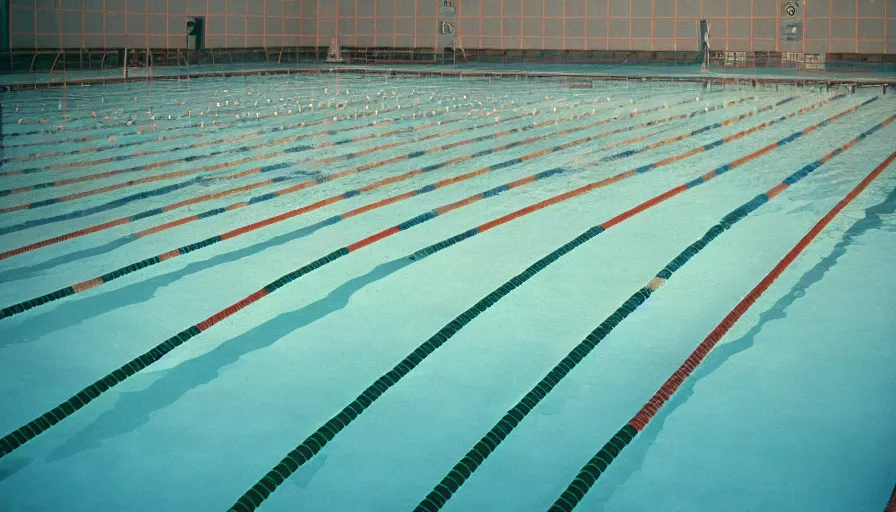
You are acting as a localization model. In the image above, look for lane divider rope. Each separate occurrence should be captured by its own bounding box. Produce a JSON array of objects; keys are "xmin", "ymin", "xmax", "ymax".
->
[
  {"xmin": 0, "ymin": 92, "xmax": 741, "ymax": 249},
  {"xmin": 0, "ymin": 81, "xmax": 574, "ymax": 159},
  {"xmin": 0, "ymin": 87, "xmax": 578, "ymax": 174},
  {"xmin": 219, "ymin": 98, "xmax": 881, "ymax": 512},
  {"xmin": 1, "ymin": 74, "xmax": 379, "ymax": 122},
  {"xmin": 0, "ymin": 82, "xmax": 451, "ymax": 144},
  {"xmin": 0, "ymin": 94, "xmax": 756, "ymax": 319},
  {"xmin": 415, "ymin": 111, "xmax": 894, "ymax": 512},
  {"xmin": 0, "ymin": 93, "xmax": 600, "ymax": 192},
  {"xmin": 1, "ymin": 79, "xmax": 571, "ymax": 133},
  {"xmin": 0, "ymin": 97, "xmax": 841, "ymax": 462},
  {"xmin": 0, "ymin": 92, "xmax": 673, "ymax": 213},
  {"xmin": 547, "ymin": 149, "xmax": 896, "ymax": 512},
  {"xmin": 0, "ymin": 95, "xmax": 777, "ymax": 313},
  {"xmin": 0, "ymin": 84, "xmax": 459, "ymax": 152}
]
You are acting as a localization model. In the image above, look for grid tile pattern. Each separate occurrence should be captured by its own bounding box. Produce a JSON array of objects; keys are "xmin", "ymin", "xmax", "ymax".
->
[{"xmin": 8, "ymin": 0, "xmax": 896, "ymax": 52}]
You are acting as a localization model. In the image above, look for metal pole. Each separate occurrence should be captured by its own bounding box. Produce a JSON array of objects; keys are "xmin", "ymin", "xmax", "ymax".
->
[{"xmin": 0, "ymin": 102, "xmax": 4, "ymax": 161}]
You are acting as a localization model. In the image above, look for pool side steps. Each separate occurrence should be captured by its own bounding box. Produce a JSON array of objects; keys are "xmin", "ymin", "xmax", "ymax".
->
[{"xmin": 548, "ymin": 149, "xmax": 896, "ymax": 512}]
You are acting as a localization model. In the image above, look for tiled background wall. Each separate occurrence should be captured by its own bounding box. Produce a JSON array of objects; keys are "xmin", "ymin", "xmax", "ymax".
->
[{"xmin": 8, "ymin": 0, "xmax": 896, "ymax": 53}]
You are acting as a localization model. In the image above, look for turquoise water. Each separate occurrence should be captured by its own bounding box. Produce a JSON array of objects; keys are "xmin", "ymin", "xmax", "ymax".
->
[{"xmin": 0, "ymin": 73, "xmax": 893, "ymax": 511}]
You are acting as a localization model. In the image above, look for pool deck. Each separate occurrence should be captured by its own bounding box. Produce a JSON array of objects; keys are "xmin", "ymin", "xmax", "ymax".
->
[{"xmin": 1, "ymin": 61, "xmax": 894, "ymax": 89}]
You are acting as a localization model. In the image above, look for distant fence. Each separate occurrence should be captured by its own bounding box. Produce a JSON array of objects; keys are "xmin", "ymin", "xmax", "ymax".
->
[{"xmin": 2, "ymin": 47, "xmax": 895, "ymax": 75}]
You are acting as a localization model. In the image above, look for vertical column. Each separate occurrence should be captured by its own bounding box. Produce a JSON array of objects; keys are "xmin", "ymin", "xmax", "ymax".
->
[
  {"xmin": 673, "ymin": 0, "xmax": 677, "ymax": 49},
  {"xmin": 562, "ymin": 0, "xmax": 566, "ymax": 50},
  {"xmin": 584, "ymin": 0, "xmax": 588, "ymax": 50},
  {"xmin": 605, "ymin": 0, "xmax": 609, "ymax": 50},
  {"xmin": 57, "ymin": 0, "xmax": 62, "ymax": 49},
  {"xmin": 775, "ymin": 0, "xmax": 776, "ymax": 53},
  {"xmin": 725, "ymin": 0, "xmax": 729, "ymax": 50}
]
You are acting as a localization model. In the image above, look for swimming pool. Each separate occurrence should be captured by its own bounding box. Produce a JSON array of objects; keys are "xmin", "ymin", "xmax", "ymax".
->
[{"xmin": 0, "ymin": 71, "xmax": 894, "ymax": 511}]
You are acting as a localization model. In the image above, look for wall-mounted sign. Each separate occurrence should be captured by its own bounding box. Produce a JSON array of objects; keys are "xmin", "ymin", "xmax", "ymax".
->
[
  {"xmin": 440, "ymin": 0, "xmax": 457, "ymax": 19},
  {"xmin": 783, "ymin": 22, "xmax": 802, "ymax": 41},
  {"xmin": 440, "ymin": 20, "xmax": 455, "ymax": 35},
  {"xmin": 783, "ymin": 0, "xmax": 799, "ymax": 18}
]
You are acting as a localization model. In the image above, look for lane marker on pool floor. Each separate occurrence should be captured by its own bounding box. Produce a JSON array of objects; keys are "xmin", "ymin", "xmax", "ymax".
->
[
  {"xmin": 0, "ymin": 94, "xmax": 777, "ymax": 309},
  {"xmin": 219, "ymin": 99, "xmax": 885, "ymax": 512},
  {"xmin": 413, "ymin": 112, "xmax": 895, "ymax": 512},
  {"xmin": 0, "ymin": 92, "xmax": 746, "ymax": 251},
  {"xmin": 547, "ymin": 149, "xmax": 896, "ymax": 512}
]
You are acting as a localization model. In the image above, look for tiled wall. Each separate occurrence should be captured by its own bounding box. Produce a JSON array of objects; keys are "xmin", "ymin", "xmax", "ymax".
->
[
  {"xmin": 9, "ymin": 0, "xmax": 303, "ymax": 49},
  {"xmin": 9, "ymin": 0, "xmax": 896, "ymax": 53}
]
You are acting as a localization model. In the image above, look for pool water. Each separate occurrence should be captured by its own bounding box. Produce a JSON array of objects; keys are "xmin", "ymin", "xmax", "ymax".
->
[{"xmin": 0, "ymin": 73, "xmax": 894, "ymax": 511}]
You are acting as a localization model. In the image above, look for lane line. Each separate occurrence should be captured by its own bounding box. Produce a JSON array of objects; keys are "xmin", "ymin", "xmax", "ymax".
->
[
  {"xmin": 0, "ymin": 95, "xmax": 755, "ymax": 314},
  {"xmin": 415, "ymin": 113, "xmax": 895, "ymax": 512},
  {"xmin": 548, "ymin": 149, "xmax": 896, "ymax": 512},
  {"xmin": 0, "ymin": 91, "xmax": 737, "ymax": 249},
  {"xmin": 4, "ymin": 97, "xmax": 861, "ymax": 463},
  {"xmin": 219, "ymin": 99, "xmax": 883, "ymax": 512}
]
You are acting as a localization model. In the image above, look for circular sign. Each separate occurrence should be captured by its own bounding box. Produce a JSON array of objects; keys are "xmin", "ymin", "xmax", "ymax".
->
[{"xmin": 783, "ymin": 1, "xmax": 798, "ymax": 17}]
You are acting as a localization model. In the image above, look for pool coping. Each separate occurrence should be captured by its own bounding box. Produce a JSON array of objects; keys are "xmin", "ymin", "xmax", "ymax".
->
[{"xmin": 1, "ymin": 62, "xmax": 894, "ymax": 90}]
